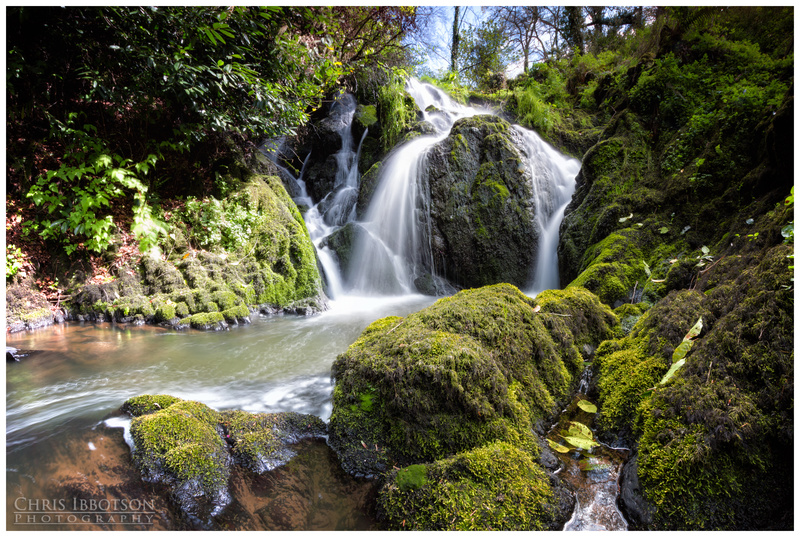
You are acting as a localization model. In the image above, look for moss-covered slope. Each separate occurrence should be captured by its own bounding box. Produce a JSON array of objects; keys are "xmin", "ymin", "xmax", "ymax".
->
[{"xmin": 67, "ymin": 174, "xmax": 325, "ymax": 329}]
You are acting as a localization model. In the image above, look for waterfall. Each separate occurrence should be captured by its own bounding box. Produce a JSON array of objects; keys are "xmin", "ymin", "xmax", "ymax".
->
[
  {"xmin": 261, "ymin": 92, "xmax": 366, "ymax": 300},
  {"xmin": 513, "ymin": 126, "xmax": 580, "ymax": 294},
  {"xmin": 271, "ymin": 80, "xmax": 580, "ymax": 301},
  {"xmin": 346, "ymin": 81, "xmax": 490, "ymax": 295},
  {"xmin": 347, "ymin": 78, "xmax": 579, "ymax": 296}
]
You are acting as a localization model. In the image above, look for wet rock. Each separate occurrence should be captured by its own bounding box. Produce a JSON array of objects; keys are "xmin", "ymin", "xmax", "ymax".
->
[
  {"xmin": 122, "ymin": 395, "xmax": 328, "ymax": 528},
  {"xmin": 618, "ymin": 455, "xmax": 654, "ymax": 529},
  {"xmin": 423, "ymin": 115, "xmax": 538, "ymax": 288}
]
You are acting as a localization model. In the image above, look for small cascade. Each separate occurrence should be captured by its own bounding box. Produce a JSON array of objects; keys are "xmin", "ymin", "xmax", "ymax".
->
[
  {"xmin": 262, "ymin": 93, "xmax": 368, "ymax": 300},
  {"xmin": 514, "ymin": 127, "xmax": 581, "ymax": 294}
]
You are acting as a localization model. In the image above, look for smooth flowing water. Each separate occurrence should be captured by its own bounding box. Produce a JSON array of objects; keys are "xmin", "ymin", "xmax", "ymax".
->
[{"xmin": 6, "ymin": 296, "xmax": 436, "ymax": 530}]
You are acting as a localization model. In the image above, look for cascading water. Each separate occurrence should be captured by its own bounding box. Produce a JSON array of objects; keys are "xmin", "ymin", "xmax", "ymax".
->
[
  {"xmin": 262, "ymin": 93, "xmax": 367, "ymax": 300},
  {"xmin": 514, "ymin": 126, "xmax": 581, "ymax": 294},
  {"xmin": 346, "ymin": 80, "xmax": 490, "ymax": 295}
]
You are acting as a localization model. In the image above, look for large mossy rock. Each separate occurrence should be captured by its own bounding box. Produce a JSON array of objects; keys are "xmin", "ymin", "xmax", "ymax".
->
[
  {"xmin": 123, "ymin": 395, "xmax": 327, "ymax": 528},
  {"xmin": 595, "ymin": 245, "xmax": 793, "ymax": 530},
  {"xmin": 377, "ymin": 441, "xmax": 573, "ymax": 530},
  {"xmin": 423, "ymin": 115, "xmax": 538, "ymax": 289},
  {"xmin": 69, "ymin": 175, "xmax": 325, "ymax": 328},
  {"xmin": 328, "ymin": 283, "xmax": 616, "ymax": 478}
]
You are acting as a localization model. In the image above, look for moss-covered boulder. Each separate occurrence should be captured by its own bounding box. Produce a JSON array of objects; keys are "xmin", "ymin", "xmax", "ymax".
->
[
  {"xmin": 377, "ymin": 441, "xmax": 572, "ymax": 530},
  {"xmin": 127, "ymin": 398, "xmax": 231, "ymax": 526},
  {"xmin": 422, "ymin": 115, "xmax": 538, "ymax": 289},
  {"xmin": 595, "ymin": 244, "xmax": 793, "ymax": 530},
  {"xmin": 218, "ymin": 410, "xmax": 326, "ymax": 473},
  {"xmin": 122, "ymin": 395, "xmax": 328, "ymax": 528},
  {"xmin": 328, "ymin": 283, "xmax": 616, "ymax": 477}
]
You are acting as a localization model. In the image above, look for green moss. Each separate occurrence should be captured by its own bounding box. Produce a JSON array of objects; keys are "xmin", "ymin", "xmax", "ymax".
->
[
  {"xmin": 155, "ymin": 301, "xmax": 177, "ymax": 323},
  {"xmin": 329, "ymin": 283, "xmax": 616, "ymax": 475},
  {"xmin": 378, "ymin": 441, "xmax": 560, "ymax": 530},
  {"xmin": 121, "ymin": 394, "xmax": 182, "ymax": 417},
  {"xmin": 218, "ymin": 410, "xmax": 326, "ymax": 473},
  {"xmin": 179, "ymin": 311, "xmax": 225, "ymax": 330},
  {"xmin": 211, "ymin": 290, "xmax": 238, "ymax": 310},
  {"xmin": 175, "ymin": 301, "xmax": 189, "ymax": 317},
  {"xmin": 221, "ymin": 304, "xmax": 250, "ymax": 322},
  {"xmin": 129, "ymin": 399, "xmax": 229, "ymax": 491},
  {"xmin": 354, "ymin": 104, "xmax": 378, "ymax": 128},
  {"xmin": 395, "ymin": 464, "xmax": 428, "ymax": 492}
]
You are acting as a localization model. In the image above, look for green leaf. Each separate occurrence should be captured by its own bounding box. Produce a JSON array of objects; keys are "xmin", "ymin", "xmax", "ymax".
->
[
  {"xmin": 672, "ymin": 338, "xmax": 694, "ymax": 363},
  {"xmin": 684, "ymin": 317, "xmax": 703, "ymax": 340},
  {"xmin": 547, "ymin": 438, "xmax": 571, "ymax": 453},
  {"xmin": 577, "ymin": 400, "xmax": 598, "ymax": 413},
  {"xmin": 562, "ymin": 434, "xmax": 599, "ymax": 451},
  {"xmin": 660, "ymin": 358, "xmax": 686, "ymax": 385},
  {"xmin": 567, "ymin": 421, "xmax": 592, "ymax": 437},
  {"xmin": 96, "ymin": 154, "xmax": 113, "ymax": 169}
]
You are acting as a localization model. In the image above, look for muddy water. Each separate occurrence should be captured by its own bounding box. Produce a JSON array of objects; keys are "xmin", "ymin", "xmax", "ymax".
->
[{"xmin": 6, "ymin": 295, "xmax": 435, "ymax": 530}]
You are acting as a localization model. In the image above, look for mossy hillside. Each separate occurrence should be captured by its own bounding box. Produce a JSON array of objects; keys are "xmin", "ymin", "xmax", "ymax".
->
[
  {"xmin": 595, "ymin": 242, "xmax": 793, "ymax": 529},
  {"xmin": 218, "ymin": 410, "xmax": 326, "ymax": 473},
  {"xmin": 377, "ymin": 441, "xmax": 566, "ymax": 530},
  {"xmin": 423, "ymin": 115, "xmax": 538, "ymax": 289},
  {"xmin": 328, "ymin": 283, "xmax": 616, "ymax": 477},
  {"xmin": 68, "ymin": 175, "xmax": 323, "ymax": 328}
]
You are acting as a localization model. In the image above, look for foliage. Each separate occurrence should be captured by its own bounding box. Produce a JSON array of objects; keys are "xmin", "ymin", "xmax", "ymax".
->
[
  {"xmin": 6, "ymin": 245, "xmax": 27, "ymax": 280},
  {"xmin": 8, "ymin": 6, "xmax": 350, "ymax": 258},
  {"xmin": 376, "ymin": 67, "xmax": 419, "ymax": 151},
  {"xmin": 457, "ymin": 20, "xmax": 517, "ymax": 90}
]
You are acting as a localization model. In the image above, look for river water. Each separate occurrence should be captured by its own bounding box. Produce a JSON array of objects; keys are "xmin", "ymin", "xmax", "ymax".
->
[{"xmin": 6, "ymin": 295, "xmax": 435, "ymax": 530}]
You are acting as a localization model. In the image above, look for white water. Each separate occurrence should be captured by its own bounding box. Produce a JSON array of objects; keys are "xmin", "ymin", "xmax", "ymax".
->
[{"xmin": 514, "ymin": 126, "xmax": 581, "ymax": 294}]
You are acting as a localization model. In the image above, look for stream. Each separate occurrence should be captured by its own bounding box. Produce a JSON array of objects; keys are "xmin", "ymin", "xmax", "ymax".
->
[{"xmin": 6, "ymin": 78, "xmax": 628, "ymax": 531}]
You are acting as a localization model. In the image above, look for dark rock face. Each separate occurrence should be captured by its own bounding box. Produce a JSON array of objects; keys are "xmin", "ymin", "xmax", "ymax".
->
[
  {"xmin": 618, "ymin": 455, "xmax": 655, "ymax": 529},
  {"xmin": 422, "ymin": 115, "xmax": 538, "ymax": 289},
  {"xmin": 319, "ymin": 222, "xmax": 365, "ymax": 278}
]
